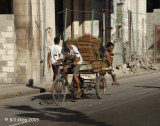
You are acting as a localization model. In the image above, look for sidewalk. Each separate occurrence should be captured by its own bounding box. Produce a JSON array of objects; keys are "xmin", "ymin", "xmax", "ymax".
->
[
  {"xmin": 0, "ymin": 70, "xmax": 159, "ymax": 100},
  {"xmin": 0, "ymin": 84, "xmax": 41, "ymax": 100}
]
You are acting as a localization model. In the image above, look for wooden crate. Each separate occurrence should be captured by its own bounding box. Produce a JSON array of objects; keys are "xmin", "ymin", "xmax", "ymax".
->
[
  {"xmin": 83, "ymin": 55, "xmax": 97, "ymax": 61},
  {"xmin": 92, "ymin": 61, "xmax": 101, "ymax": 73},
  {"xmin": 77, "ymin": 38, "xmax": 100, "ymax": 61},
  {"xmin": 67, "ymin": 37, "xmax": 100, "ymax": 62},
  {"xmin": 68, "ymin": 40, "xmax": 78, "ymax": 47},
  {"xmin": 92, "ymin": 61, "xmax": 108, "ymax": 73},
  {"xmin": 78, "ymin": 37, "xmax": 100, "ymax": 43}
]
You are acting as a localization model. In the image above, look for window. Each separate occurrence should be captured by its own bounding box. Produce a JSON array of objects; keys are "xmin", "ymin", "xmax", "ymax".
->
[
  {"xmin": 117, "ymin": 3, "xmax": 123, "ymax": 19},
  {"xmin": 0, "ymin": 0, "xmax": 13, "ymax": 14},
  {"xmin": 147, "ymin": 0, "xmax": 160, "ymax": 12}
]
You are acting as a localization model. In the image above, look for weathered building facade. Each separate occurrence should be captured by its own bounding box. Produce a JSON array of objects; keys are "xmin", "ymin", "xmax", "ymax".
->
[
  {"xmin": 0, "ymin": 0, "xmax": 159, "ymax": 85},
  {"xmin": 146, "ymin": 0, "xmax": 160, "ymax": 63},
  {"xmin": 0, "ymin": 0, "xmax": 56, "ymax": 85}
]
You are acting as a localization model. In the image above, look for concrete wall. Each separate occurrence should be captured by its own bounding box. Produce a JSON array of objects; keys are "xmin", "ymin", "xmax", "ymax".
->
[
  {"xmin": 0, "ymin": 15, "xmax": 16, "ymax": 83},
  {"xmin": 12, "ymin": 0, "xmax": 55, "ymax": 85}
]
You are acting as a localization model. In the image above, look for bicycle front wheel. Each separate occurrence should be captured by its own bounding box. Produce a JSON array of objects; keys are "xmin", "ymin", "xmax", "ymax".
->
[{"xmin": 52, "ymin": 78, "xmax": 66, "ymax": 106}]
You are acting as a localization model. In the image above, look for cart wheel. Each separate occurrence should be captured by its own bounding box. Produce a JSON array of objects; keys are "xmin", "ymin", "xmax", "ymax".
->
[
  {"xmin": 52, "ymin": 78, "xmax": 66, "ymax": 106},
  {"xmin": 95, "ymin": 76, "xmax": 107, "ymax": 99}
]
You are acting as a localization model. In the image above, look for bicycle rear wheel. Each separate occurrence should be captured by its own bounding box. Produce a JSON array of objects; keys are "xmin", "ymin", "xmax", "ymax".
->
[
  {"xmin": 52, "ymin": 78, "xmax": 66, "ymax": 106},
  {"xmin": 95, "ymin": 76, "xmax": 107, "ymax": 99}
]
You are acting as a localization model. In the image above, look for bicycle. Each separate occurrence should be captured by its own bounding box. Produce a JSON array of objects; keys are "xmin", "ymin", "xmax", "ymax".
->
[{"xmin": 52, "ymin": 61, "xmax": 109, "ymax": 106}]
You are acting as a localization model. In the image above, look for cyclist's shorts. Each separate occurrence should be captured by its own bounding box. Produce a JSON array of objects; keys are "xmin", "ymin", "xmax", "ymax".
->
[
  {"xmin": 52, "ymin": 65, "xmax": 60, "ymax": 75},
  {"xmin": 69, "ymin": 64, "xmax": 81, "ymax": 74}
]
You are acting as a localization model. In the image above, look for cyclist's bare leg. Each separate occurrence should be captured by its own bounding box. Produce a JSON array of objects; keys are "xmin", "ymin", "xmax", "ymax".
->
[
  {"xmin": 73, "ymin": 73, "xmax": 81, "ymax": 93},
  {"xmin": 54, "ymin": 75, "xmax": 59, "ymax": 88},
  {"xmin": 64, "ymin": 65, "xmax": 70, "ymax": 73},
  {"xmin": 64, "ymin": 65, "xmax": 70, "ymax": 83}
]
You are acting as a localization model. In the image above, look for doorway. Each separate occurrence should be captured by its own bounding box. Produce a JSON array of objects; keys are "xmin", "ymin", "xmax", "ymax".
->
[
  {"xmin": 55, "ymin": 0, "xmax": 64, "ymax": 38},
  {"xmin": 0, "ymin": 0, "xmax": 13, "ymax": 14},
  {"xmin": 147, "ymin": 0, "xmax": 160, "ymax": 12}
]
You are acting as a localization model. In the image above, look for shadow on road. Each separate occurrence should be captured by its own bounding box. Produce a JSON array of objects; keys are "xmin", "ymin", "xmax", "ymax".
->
[
  {"xmin": 29, "ymin": 93, "xmax": 98, "ymax": 106},
  {"xmin": 134, "ymin": 86, "xmax": 160, "ymax": 89},
  {"xmin": 5, "ymin": 105, "xmax": 112, "ymax": 126}
]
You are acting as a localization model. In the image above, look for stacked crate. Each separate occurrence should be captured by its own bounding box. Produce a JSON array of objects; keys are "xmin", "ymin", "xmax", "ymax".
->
[
  {"xmin": 78, "ymin": 37, "xmax": 100, "ymax": 61},
  {"xmin": 68, "ymin": 39, "xmax": 78, "ymax": 47}
]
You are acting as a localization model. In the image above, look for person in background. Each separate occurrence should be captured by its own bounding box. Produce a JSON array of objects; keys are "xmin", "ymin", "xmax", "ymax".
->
[
  {"xmin": 48, "ymin": 36, "xmax": 62, "ymax": 81},
  {"xmin": 100, "ymin": 42, "xmax": 119, "ymax": 86}
]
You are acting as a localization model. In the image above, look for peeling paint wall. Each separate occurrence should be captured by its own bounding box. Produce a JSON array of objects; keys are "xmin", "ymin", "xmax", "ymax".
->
[{"xmin": 111, "ymin": 0, "xmax": 146, "ymax": 55}]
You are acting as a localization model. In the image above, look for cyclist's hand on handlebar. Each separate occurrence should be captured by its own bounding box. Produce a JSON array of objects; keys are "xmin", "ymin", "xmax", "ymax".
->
[
  {"xmin": 57, "ymin": 58, "xmax": 65, "ymax": 63},
  {"xmin": 73, "ymin": 61, "xmax": 77, "ymax": 66},
  {"xmin": 58, "ymin": 58, "xmax": 63, "ymax": 62}
]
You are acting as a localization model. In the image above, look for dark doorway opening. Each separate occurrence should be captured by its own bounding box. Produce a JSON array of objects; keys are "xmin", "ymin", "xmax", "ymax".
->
[
  {"xmin": 147, "ymin": 0, "xmax": 160, "ymax": 12},
  {"xmin": 0, "ymin": 0, "xmax": 13, "ymax": 14},
  {"xmin": 55, "ymin": 0, "xmax": 64, "ymax": 38}
]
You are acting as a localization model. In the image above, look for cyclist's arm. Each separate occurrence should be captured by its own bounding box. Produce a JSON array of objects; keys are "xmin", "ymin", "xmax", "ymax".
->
[
  {"xmin": 73, "ymin": 57, "xmax": 80, "ymax": 65},
  {"xmin": 73, "ymin": 46, "xmax": 81, "ymax": 65},
  {"xmin": 104, "ymin": 51, "xmax": 112, "ymax": 66}
]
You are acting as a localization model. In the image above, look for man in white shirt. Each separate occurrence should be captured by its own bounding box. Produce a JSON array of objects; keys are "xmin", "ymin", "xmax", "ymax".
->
[
  {"xmin": 48, "ymin": 36, "xmax": 62, "ymax": 81},
  {"xmin": 61, "ymin": 41, "xmax": 83, "ymax": 98}
]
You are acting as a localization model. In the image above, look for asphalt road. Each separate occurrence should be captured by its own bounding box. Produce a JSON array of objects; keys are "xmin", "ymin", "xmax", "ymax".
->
[{"xmin": 0, "ymin": 72, "xmax": 160, "ymax": 126}]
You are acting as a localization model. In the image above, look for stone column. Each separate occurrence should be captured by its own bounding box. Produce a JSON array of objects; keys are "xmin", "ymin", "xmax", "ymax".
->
[
  {"xmin": 13, "ymin": 0, "xmax": 42, "ymax": 85},
  {"xmin": 13, "ymin": 0, "xmax": 30, "ymax": 84}
]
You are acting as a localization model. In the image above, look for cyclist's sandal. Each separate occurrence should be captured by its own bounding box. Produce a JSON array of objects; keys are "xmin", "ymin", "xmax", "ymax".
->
[{"xmin": 76, "ymin": 91, "xmax": 82, "ymax": 99}]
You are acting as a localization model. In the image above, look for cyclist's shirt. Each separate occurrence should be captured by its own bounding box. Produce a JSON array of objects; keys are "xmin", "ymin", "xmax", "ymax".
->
[
  {"xmin": 49, "ymin": 45, "xmax": 62, "ymax": 64},
  {"xmin": 61, "ymin": 45, "xmax": 83, "ymax": 65}
]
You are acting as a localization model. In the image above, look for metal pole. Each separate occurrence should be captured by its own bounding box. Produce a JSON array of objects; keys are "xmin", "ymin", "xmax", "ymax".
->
[
  {"xmin": 91, "ymin": 10, "xmax": 94, "ymax": 36},
  {"xmin": 128, "ymin": 10, "xmax": 131, "ymax": 51},
  {"xmin": 153, "ymin": 24, "xmax": 156, "ymax": 64},
  {"xmin": 121, "ymin": 12, "xmax": 125, "ymax": 63},
  {"xmin": 128, "ymin": 10, "xmax": 132, "ymax": 63},
  {"xmin": 102, "ymin": 0, "xmax": 106, "ymax": 46},
  {"xmin": 155, "ymin": 25, "xmax": 157, "ymax": 64},
  {"xmin": 64, "ymin": 8, "xmax": 68, "ymax": 42},
  {"xmin": 117, "ymin": 15, "xmax": 120, "ymax": 39},
  {"xmin": 108, "ymin": 0, "xmax": 111, "ymax": 41},
  {"xmin": 43, "ymin": 0, "xmax": 46, "ymax": 77},
  {"xmin": 131, "ymin": 11, "xmax": 135, "ymax": 52},
  {"xmin": 71, "ymin": 0, "xmax": 74, "ymax": 39},
  {"xmin": 103, "ymin": 12, "xmax": 106, "ymax": 46}
]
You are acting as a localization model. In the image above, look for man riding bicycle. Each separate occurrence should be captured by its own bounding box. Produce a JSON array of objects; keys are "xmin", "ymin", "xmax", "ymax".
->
[{"xmin": 61, "ymin": 41, "xmax": 83, "ymax": 98}]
